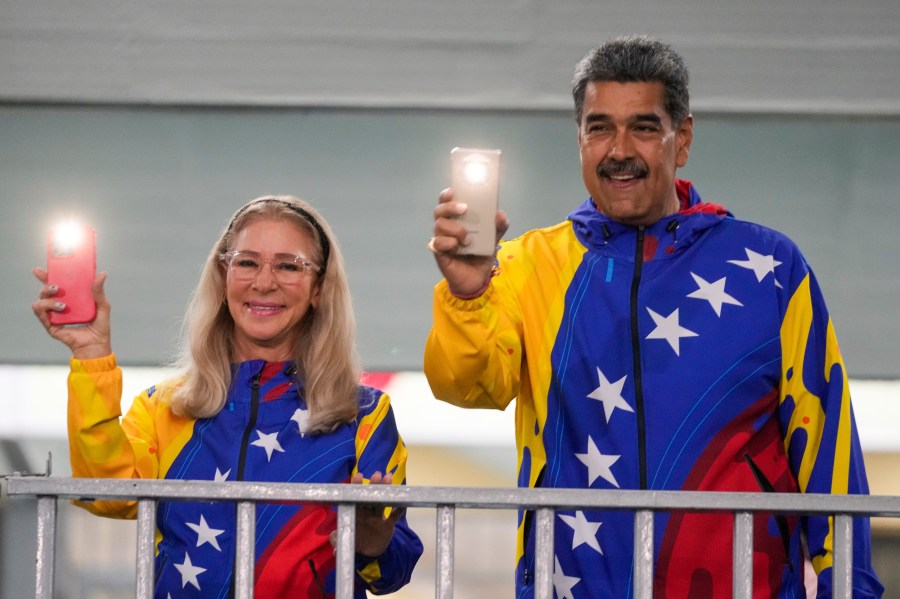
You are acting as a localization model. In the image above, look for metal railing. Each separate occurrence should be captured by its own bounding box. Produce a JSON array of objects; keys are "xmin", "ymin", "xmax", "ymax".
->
[{"xmin": 6, "ymin": 476, "xmax": 900, "ymax": 599}]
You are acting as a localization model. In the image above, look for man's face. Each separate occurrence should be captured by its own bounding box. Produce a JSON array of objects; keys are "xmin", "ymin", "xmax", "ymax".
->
[{"xmin": 578, "ymin": 81, "xmax": 693, "ymax": 226}]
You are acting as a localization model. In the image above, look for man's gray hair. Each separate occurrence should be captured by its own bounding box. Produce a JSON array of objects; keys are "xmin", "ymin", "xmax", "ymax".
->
[{"xmin": 572, "ymin": 35, "xmax": 690, "ymax": 126}]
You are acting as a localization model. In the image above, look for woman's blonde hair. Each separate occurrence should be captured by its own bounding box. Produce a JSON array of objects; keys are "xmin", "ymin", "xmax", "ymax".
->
[{"xmin": 167, "ymin": 195, "xmax": 360, "ymax": 433}]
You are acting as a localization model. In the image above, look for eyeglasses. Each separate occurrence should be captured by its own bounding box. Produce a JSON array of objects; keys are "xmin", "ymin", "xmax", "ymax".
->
[{"xmin": 220, "ymin": 251, "xmax": 321, "ymax": 284}]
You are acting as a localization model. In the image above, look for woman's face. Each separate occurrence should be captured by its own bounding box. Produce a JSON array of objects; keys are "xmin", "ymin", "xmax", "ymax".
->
[{"xmin": 224, "ymin": 218, "xmax": 321, "ymax": 362}]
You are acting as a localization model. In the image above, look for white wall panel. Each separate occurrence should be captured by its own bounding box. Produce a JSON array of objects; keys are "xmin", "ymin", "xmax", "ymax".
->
[
  {"xmin": 2, "ymin": 365, "xmax": 898, "ymax": 451},
  {"xmin": 1, "ymin": 0, "xmax": 898, "ymax": 114}
]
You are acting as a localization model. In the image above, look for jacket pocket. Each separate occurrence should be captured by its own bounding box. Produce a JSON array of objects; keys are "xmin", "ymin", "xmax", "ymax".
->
[{"xmin": 743, "ymin": 453, "xmax": 793, "ymax": 571}]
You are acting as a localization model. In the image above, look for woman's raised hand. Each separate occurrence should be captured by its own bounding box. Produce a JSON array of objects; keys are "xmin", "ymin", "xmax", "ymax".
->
[{"xmin": 32, "ymin": 268, "xmax": 113, "ymax": 360}]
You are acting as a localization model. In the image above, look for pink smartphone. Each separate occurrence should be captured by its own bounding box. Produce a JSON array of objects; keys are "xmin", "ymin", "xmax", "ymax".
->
[{"xmin": 47, "ymin": 223, "xmax": 97, "ymax": 325}]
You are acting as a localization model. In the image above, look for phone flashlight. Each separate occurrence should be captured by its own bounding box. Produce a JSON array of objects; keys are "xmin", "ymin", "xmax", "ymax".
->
[
  {"xmin": 450, "ymin": 147, "xmax": 501, "ymax": 256},
  {"xmin": 51, "ymin": 221, "xmax": 86, "ymax": 256},
  {"xmin": 461, "ymin": 154, "xmax": 491, "ymax": 185}
]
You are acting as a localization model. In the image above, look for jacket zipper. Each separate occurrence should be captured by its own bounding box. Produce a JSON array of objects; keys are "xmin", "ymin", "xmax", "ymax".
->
[
  {"xmin": 631, "ymin": 226, "xmax": 648, "ymax": 490},
  {"xmin": 236, "ymin": 370, "xmax": 262, "ymax": 482},
  {"xmin": 230, "ymin": 369, "xmax": 262, "ymax": 599}
]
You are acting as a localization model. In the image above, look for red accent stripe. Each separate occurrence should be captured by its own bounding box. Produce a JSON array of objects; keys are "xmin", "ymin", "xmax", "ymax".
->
[
  {"xmin": 360, "ymin": 371, "xmax": 394, "ymax": 391},
  {"xmin": 260, "ymin": 362, "xmax": 292, "ymax": 402}
]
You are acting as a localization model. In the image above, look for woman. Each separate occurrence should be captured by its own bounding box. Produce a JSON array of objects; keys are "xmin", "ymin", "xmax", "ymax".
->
[{"xmin": 32, "ymin": 195, "xmax": 423, "ymax": 598}]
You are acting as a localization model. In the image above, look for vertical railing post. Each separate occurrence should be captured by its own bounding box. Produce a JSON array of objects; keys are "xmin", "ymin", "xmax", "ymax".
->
[
  {"xmin": 633, "ymin": 509, "xmax": 654, "ymax": 599},
  {"xmin": 832, "ymin": 514, "xmax": 853, "ymax": 599},
  {"xmin": 335, "ymin": 504, "xmax": 356, "ymax": 599},
  {"xmin": 435, "ymin": 505, "xmax": 455, "ymax": 599},
  {"xmin": 135, "ymin": 499, "xmax": 157, "ymax": 599},
  {"xmin": 733, "ymin": 511, "xmax": 753, "ymax": 599},
  {"xmin": 34, "ymin": 495, "xmax": 57, "ymax": 599},
  {"xmin": 534, "ymin": 507, "xmax": 555, "ymax": 599},
  {"xmin": 234, "ymin": 501, "xmax": 256, "ymax": 599}
]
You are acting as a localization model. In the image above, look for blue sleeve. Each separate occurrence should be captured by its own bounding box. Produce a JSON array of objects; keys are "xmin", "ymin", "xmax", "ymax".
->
[
  {"xmin": 778, "ymin": 251, "xmax": 883, "ymax": 597},
  {"xmin": 352, "ymin": 387, "xmax": 423, "ymax": 594}
]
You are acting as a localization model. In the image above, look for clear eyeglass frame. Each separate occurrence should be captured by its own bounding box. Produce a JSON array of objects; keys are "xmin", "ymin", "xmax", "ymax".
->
[{"xmin": 220, "ymin": 250, "xmax": 321, "ymax": 284}]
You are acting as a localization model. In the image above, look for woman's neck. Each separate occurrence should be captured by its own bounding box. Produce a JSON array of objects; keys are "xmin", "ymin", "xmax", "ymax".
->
[{"xmin": 231, "ymin": 332, "xmax": 297, "ymax": 363}]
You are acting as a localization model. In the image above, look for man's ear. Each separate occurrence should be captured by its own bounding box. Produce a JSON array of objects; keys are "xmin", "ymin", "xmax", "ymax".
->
[{"xmin": 675, "ymin": 114, "xmax": 693, "ymax": 168}]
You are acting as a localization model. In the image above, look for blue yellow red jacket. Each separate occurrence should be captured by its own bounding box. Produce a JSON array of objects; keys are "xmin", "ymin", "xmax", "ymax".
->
[
  {"xmin": 424, "ymin": 180, "xmax": 882, "ymax": 598},
  {"xmin": 67, "ymin": 354, "xmax": 422, "ymax": 598}
]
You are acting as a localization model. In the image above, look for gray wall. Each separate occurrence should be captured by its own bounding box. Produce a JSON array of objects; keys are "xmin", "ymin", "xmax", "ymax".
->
[
  {"xmin": 2, "ymin": 0, "xmax": 898, "ymax": 115},
  {"xmin": 2, "ymin": 1, "xmax": 899, "ymax": 376},
  {"xmin": 2, "ymin": 106, "xmax": 899, "ymax": 377}
]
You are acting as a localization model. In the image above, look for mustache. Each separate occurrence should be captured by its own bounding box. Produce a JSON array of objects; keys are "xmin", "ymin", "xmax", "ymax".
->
[{"xmin": 597, "ymin": 158, "xmax": 648, "ymax": 178}]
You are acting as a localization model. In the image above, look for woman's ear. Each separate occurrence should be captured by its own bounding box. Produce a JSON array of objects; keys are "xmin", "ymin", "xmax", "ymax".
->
[{"xmin": 310, "ymin": 280, "xmax": 322, "ymax": 310}]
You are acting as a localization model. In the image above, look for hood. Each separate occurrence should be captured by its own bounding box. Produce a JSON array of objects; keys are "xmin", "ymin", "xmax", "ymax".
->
[{"xmin": 568, "ymin": 179, "xmax": 732, "ymax": 261}]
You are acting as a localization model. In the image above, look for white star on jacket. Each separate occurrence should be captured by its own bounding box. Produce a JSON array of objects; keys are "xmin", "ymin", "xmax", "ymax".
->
[
  {"xmin": 645, "ymin": 307, "xmax": 698, "ymax": 356},
  {"xmin": 553, "ymin": 556, "xmax": 581, "ymax": 599},
  {"xmin": 575, "ymin": 436, "xmax": 620, "ymax": 487},
  {"xmin": 587, "ymin": 368, "xmax": 633, "ymax": 423},
  {"xmin": 214, "ymin": 467, "xmax": 230, "ymax": 482},
  {"xmin": 251, "ymin": 430, "xmax": 285, "ymax": 461},
  {"xmin": 187, "ymin": 514, "xmax": 225, "ymax": 551},
  {"xmin": 174, "ymin": 552, "xmax": 206, "ymax": 590},
  {"xmin": 728, "ymin": 247, "xmax": 783, "ymax": 288},
  {"xmin": 559, "ymin": 511, "xmax": 603, "ymax": 554},
  {"xmin": 291, "ymin": 407, "xmax": 311, "ymax": 437},
  {"xmin": 686, "ymin": 272, "xmax": 744, "ymax": 316}
]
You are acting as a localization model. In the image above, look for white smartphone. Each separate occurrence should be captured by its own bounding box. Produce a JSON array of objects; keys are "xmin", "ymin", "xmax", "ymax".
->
[{"xmin": 450, "ymin": 147, "xmax": 501, "ymax": 256}]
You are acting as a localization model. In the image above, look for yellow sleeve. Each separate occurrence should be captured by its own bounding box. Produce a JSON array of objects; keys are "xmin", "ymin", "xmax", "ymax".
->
[
  {"xmin": 423, "ymin": 274, "xmax": 524, "ymax": 411},
  {"xmin": 67, "ymin": 353, "xmax": 160, "ymax": 518}
]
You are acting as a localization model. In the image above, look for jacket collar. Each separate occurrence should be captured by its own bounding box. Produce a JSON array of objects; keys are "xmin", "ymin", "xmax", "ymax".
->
[
  {"xmin": 568, "ymin": 179, "xmax": 731, "ymax": 261},
  {"xmin": 227, "ymin": 360, "xmax": 299, "ymax": 403}
]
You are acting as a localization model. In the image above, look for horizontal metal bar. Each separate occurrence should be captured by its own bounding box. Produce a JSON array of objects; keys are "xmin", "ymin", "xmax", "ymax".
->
[{"xmin": 7, "ymin": 477, "xmax": 900, "ymax": 517}]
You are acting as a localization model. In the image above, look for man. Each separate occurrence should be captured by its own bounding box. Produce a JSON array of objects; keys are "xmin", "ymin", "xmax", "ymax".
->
[{"xmin": 424, "ymin": 35, "xmax": 883, "ymax": 598}]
